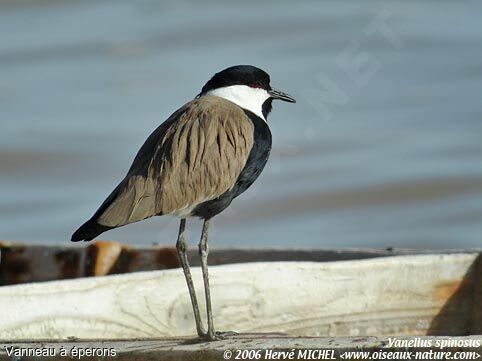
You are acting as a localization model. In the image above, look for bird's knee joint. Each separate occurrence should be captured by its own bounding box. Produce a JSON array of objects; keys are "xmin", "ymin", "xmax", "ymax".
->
[
  {"xmin": 177, "ymin": 239, "xmax": 187, "ymax": 253},
  {"xmin": 198, "ymin": 243, "xmax": 209, "ymax": 256}
]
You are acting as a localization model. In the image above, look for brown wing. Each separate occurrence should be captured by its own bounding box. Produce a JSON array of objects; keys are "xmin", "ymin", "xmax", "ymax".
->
[{"xmin": 96, "ymin": 96, "xmax": 254, "ymax": 227}]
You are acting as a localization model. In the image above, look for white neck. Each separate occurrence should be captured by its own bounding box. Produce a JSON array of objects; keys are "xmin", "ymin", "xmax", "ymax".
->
[{"xmin": 206, "ymin": 85, "xmax": 270, "ymax": 121}]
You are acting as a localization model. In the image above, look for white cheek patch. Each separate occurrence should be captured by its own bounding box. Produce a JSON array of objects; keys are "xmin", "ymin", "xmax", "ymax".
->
[{"xmin": 207, "ymin": 85, "xmax": 270, "ymax": 121}]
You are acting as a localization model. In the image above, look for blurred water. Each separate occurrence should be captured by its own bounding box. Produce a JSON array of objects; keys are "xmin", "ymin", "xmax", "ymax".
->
[{"xmin": 1, "ymin": 0, "xmax": 481, "ymax": 249}]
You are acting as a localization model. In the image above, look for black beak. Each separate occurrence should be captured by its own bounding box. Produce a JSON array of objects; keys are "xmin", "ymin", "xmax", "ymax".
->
[{"xmin": 268, "ymin": 88, "xmax": 296, "ymax": 103}]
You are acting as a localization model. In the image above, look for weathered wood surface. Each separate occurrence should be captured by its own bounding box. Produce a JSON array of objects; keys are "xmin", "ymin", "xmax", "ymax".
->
[
  {"xmin": 1, "ymin": 240, "xmax": 480, "ymax": 285},
  {"xmin": 0, "ymin": 335, "xmax": 480, "ymax": 361},
  {"xmin": 0, "ymin": 253, "xmax": 480, "ymax": 339}
]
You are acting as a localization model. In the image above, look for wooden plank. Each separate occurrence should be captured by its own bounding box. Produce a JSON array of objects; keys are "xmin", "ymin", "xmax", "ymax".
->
[
  {"xmin": 0, "ymin": 253, "xmax": 479, "ymax": 340},
  {"xmin": 1, "ymin": 240, "xmax": 480, "ymax": 285},
  {"xmin": 0, "ymin": 336, "xmax": 481, "ymax": 361}
]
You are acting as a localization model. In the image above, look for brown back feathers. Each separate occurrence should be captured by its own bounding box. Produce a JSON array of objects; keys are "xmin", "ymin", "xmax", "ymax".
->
[{"xmin": 97, "ymin": 96, "xmax": 254, "ymax": 227}]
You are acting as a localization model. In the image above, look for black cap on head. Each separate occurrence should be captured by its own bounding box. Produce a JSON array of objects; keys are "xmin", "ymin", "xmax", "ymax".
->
[{"xmin": 200, "ymin": 65, "xmax": 271, "ymax": 95}]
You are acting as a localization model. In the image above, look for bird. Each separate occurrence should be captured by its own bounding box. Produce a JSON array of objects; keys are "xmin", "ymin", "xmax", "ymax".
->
[{"xmin": 71, "ymin": 65, "xmax": 295, "ymax": 340}]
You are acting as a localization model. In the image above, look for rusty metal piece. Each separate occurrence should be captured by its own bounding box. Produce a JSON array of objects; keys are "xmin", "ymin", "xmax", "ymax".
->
[
  {"xmin": 85, "ymin": 241, "xmax": 123, "ymax": 276},
  {"xmin": 155, "ymin": 247, "xmax": 180, "ymax": 269},
  {"xmin": 0, "ymin": 243, "xmax": 30, "ymax": 285},
  {"xmin": 0, "ymin": 241, "xmax": 183, "ymax": 285},
  {"xmin": 54, "ymin": 249, "xmax": 82, "ymax": 279},
  {"xmin": 110, "ymin": 247, "xmax": 142, "ymax": 274}
]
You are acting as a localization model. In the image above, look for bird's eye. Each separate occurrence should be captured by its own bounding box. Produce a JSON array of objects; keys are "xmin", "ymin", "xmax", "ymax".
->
[{"xmin": 248, "ymin": 82, "xmax": 261, "ymax": 88}]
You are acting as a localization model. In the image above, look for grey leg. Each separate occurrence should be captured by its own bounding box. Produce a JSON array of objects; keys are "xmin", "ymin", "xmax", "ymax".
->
[
  {"xmin": 176, "ymin": 218, "xmax": 206, "ymax": 337},
  {"xmin": 199, "ymin": 219, "xmax": 216, "ymax": 340}
]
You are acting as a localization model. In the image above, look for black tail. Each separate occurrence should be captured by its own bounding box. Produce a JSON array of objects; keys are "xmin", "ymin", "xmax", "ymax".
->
[
  {"xmin": 71, "ymin": 182, "xmax": 123, "ymax": 242},
  {"xmin": 71, "ymin": 219, "xmax": 113, "ymax": 242}
]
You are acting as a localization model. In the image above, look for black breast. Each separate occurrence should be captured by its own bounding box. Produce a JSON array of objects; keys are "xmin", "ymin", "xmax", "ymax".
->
[{"xmin": 192, "ymin": 109, "xmax": 272, "ymax": 219}]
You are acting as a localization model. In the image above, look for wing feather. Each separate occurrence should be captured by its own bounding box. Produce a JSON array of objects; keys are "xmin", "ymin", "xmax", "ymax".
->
[{"xmin": 97, "ymin": 96, "xmax": 254, "ymax": 227}]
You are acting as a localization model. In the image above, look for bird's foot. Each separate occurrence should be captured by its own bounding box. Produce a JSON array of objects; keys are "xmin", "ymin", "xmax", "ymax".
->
[
  {"xmin": 214, "ymin": 330, "xmax": 238, "ymax": 340},
  {"xmin": 196, "ymin": 328, "xmax": 207, "ymax": 339},
  {"xmin": 199, "ymin": 330, "xmax": 237, "ymax": 341}
]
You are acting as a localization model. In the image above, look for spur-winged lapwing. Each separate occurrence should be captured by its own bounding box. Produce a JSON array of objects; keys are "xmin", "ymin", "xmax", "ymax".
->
[{"xmin": 71, "ymin": 65, "xmax": 295, "ymax": 340}]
